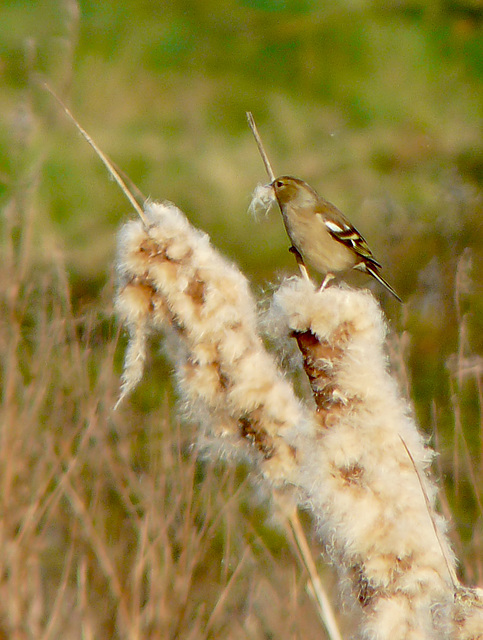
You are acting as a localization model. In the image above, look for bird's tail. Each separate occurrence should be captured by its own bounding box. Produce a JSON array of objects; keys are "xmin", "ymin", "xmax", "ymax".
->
[{"xmin": 362, "ymin": 263, "xmax": 402, "ymax": 302}]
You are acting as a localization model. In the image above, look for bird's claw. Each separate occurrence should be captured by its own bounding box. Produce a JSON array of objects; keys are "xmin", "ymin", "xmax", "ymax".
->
[{"xmin": 318, "ymin": 273, "xmax": 335, "ymax": 292}]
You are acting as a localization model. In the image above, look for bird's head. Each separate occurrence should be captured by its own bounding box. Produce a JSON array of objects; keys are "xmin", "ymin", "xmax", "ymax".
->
[{"xmin": 271, "ymin": 176, "xmax": 319, "ymax": 208}]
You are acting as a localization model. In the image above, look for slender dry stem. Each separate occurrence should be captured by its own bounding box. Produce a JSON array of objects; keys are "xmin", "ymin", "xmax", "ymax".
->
[
  {"xmin": 287, "ymin": 510, "xmax": 343, "ymax": 640},
  {"xmin": 246, "ymin": 112, "xmax": 275, "ymax": 182},
  {"xmin": 41, "ymin": 82, "xmax": 148, "ymax": 226}
]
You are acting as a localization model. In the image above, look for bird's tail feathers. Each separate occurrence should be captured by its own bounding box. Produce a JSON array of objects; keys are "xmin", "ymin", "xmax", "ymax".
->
[{"xmin": 358, "ymin": 263, "xmax": 402, "ymax": 302}]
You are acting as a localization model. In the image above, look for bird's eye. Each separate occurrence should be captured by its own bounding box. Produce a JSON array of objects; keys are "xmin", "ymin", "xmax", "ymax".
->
[{"xmin": 274, "ymin": 180, "xmax": 284, "ymax": 188}]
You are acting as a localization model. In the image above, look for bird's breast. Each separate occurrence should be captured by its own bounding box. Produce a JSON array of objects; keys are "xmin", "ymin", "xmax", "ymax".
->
[{"xmin": 281, "ymin": 205, "xmax": 356, "ymax": 274}]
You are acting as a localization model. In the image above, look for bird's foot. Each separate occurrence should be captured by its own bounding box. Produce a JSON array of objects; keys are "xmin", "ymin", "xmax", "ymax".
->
[
  {"xmin": 298, "ymin": 263, "xmax": 312, "ymax": 282},
  {"xmin": 318, "ymin": 273, "xmax": 335, "ymax": 292},
  {"xmin": 289, "ymin": 246, "xmax": 313, "ymax": 284}
]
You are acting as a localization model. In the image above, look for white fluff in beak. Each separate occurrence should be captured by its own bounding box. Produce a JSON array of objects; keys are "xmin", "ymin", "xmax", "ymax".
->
[{"xmin": 248, "ymin": 183, "xmax": 276, "ymax": 220}]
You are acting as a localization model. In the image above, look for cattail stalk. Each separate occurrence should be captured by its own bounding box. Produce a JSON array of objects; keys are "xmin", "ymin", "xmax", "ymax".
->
[
  {"xmin": 269, "ymin": 278, "xmax": 460, "ymax": 639},
  {"xmin": 115, "ymin": 201, "xmax": 314, "ymax": 486},
  {"xmin": 116, "ymin": 203, "xmax": 483, "ymax": 640},
  {"xmin": 115, "ymin": 201, "xmax": 344, "ymax": 637}
]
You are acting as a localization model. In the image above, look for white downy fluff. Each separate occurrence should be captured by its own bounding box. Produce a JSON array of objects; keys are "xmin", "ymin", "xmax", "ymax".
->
[
  {"xmin": 270, "ymin": 277, "xmax": 458, "ymax": 639},
  {"xmin": 115, "ymin": 203, "xmax": 482, "ymax": 640},
  {"xmin": 247, "ymin": 183, "xmax": 276, "ymax": 220},
  {"xmin": 116, "ymin": 201, "xmax": 314, "ymax": 486}
]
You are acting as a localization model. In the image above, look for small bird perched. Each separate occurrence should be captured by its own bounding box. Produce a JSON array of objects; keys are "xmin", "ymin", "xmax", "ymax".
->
[{"xmin": 271, "ymin": 176, "xmax": 401, "ymax": 302}]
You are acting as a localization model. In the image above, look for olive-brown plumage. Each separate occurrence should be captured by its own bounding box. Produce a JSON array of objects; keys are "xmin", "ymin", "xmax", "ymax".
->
[{"xmin": 272, "ymin": 176, "xmax": 401, "ymax": 302}]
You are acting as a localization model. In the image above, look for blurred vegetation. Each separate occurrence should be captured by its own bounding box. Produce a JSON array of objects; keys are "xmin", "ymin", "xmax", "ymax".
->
[{"xmin": 0, "ymin": 0, "xmax": 481, "ymax": 636}]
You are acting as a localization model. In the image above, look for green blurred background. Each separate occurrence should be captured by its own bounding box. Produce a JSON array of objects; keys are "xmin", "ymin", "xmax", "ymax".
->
[{"xmin": 1, "ymin": 0, "xmax": 482, "ymax": 591}]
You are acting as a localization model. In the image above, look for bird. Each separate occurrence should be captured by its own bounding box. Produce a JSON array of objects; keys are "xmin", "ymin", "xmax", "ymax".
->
[{"xmin": 271, "ymin": 175, "xmax": 401, "ymax": 302}]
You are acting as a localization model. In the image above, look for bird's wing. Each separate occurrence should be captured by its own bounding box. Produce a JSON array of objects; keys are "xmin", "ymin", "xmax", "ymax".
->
[{"xmin": 316, "ymin": 201, "xmax": 382, "ymax": 268}]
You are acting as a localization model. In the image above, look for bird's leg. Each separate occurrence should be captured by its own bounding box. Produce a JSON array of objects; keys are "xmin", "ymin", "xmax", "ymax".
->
[
  {"xmin": 318, "ymin": 272, "xmax": 335, "ymax": 292},
  {"xmin": 289, "ymin": 246, "xmax": 312, "ymax": 282}
]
